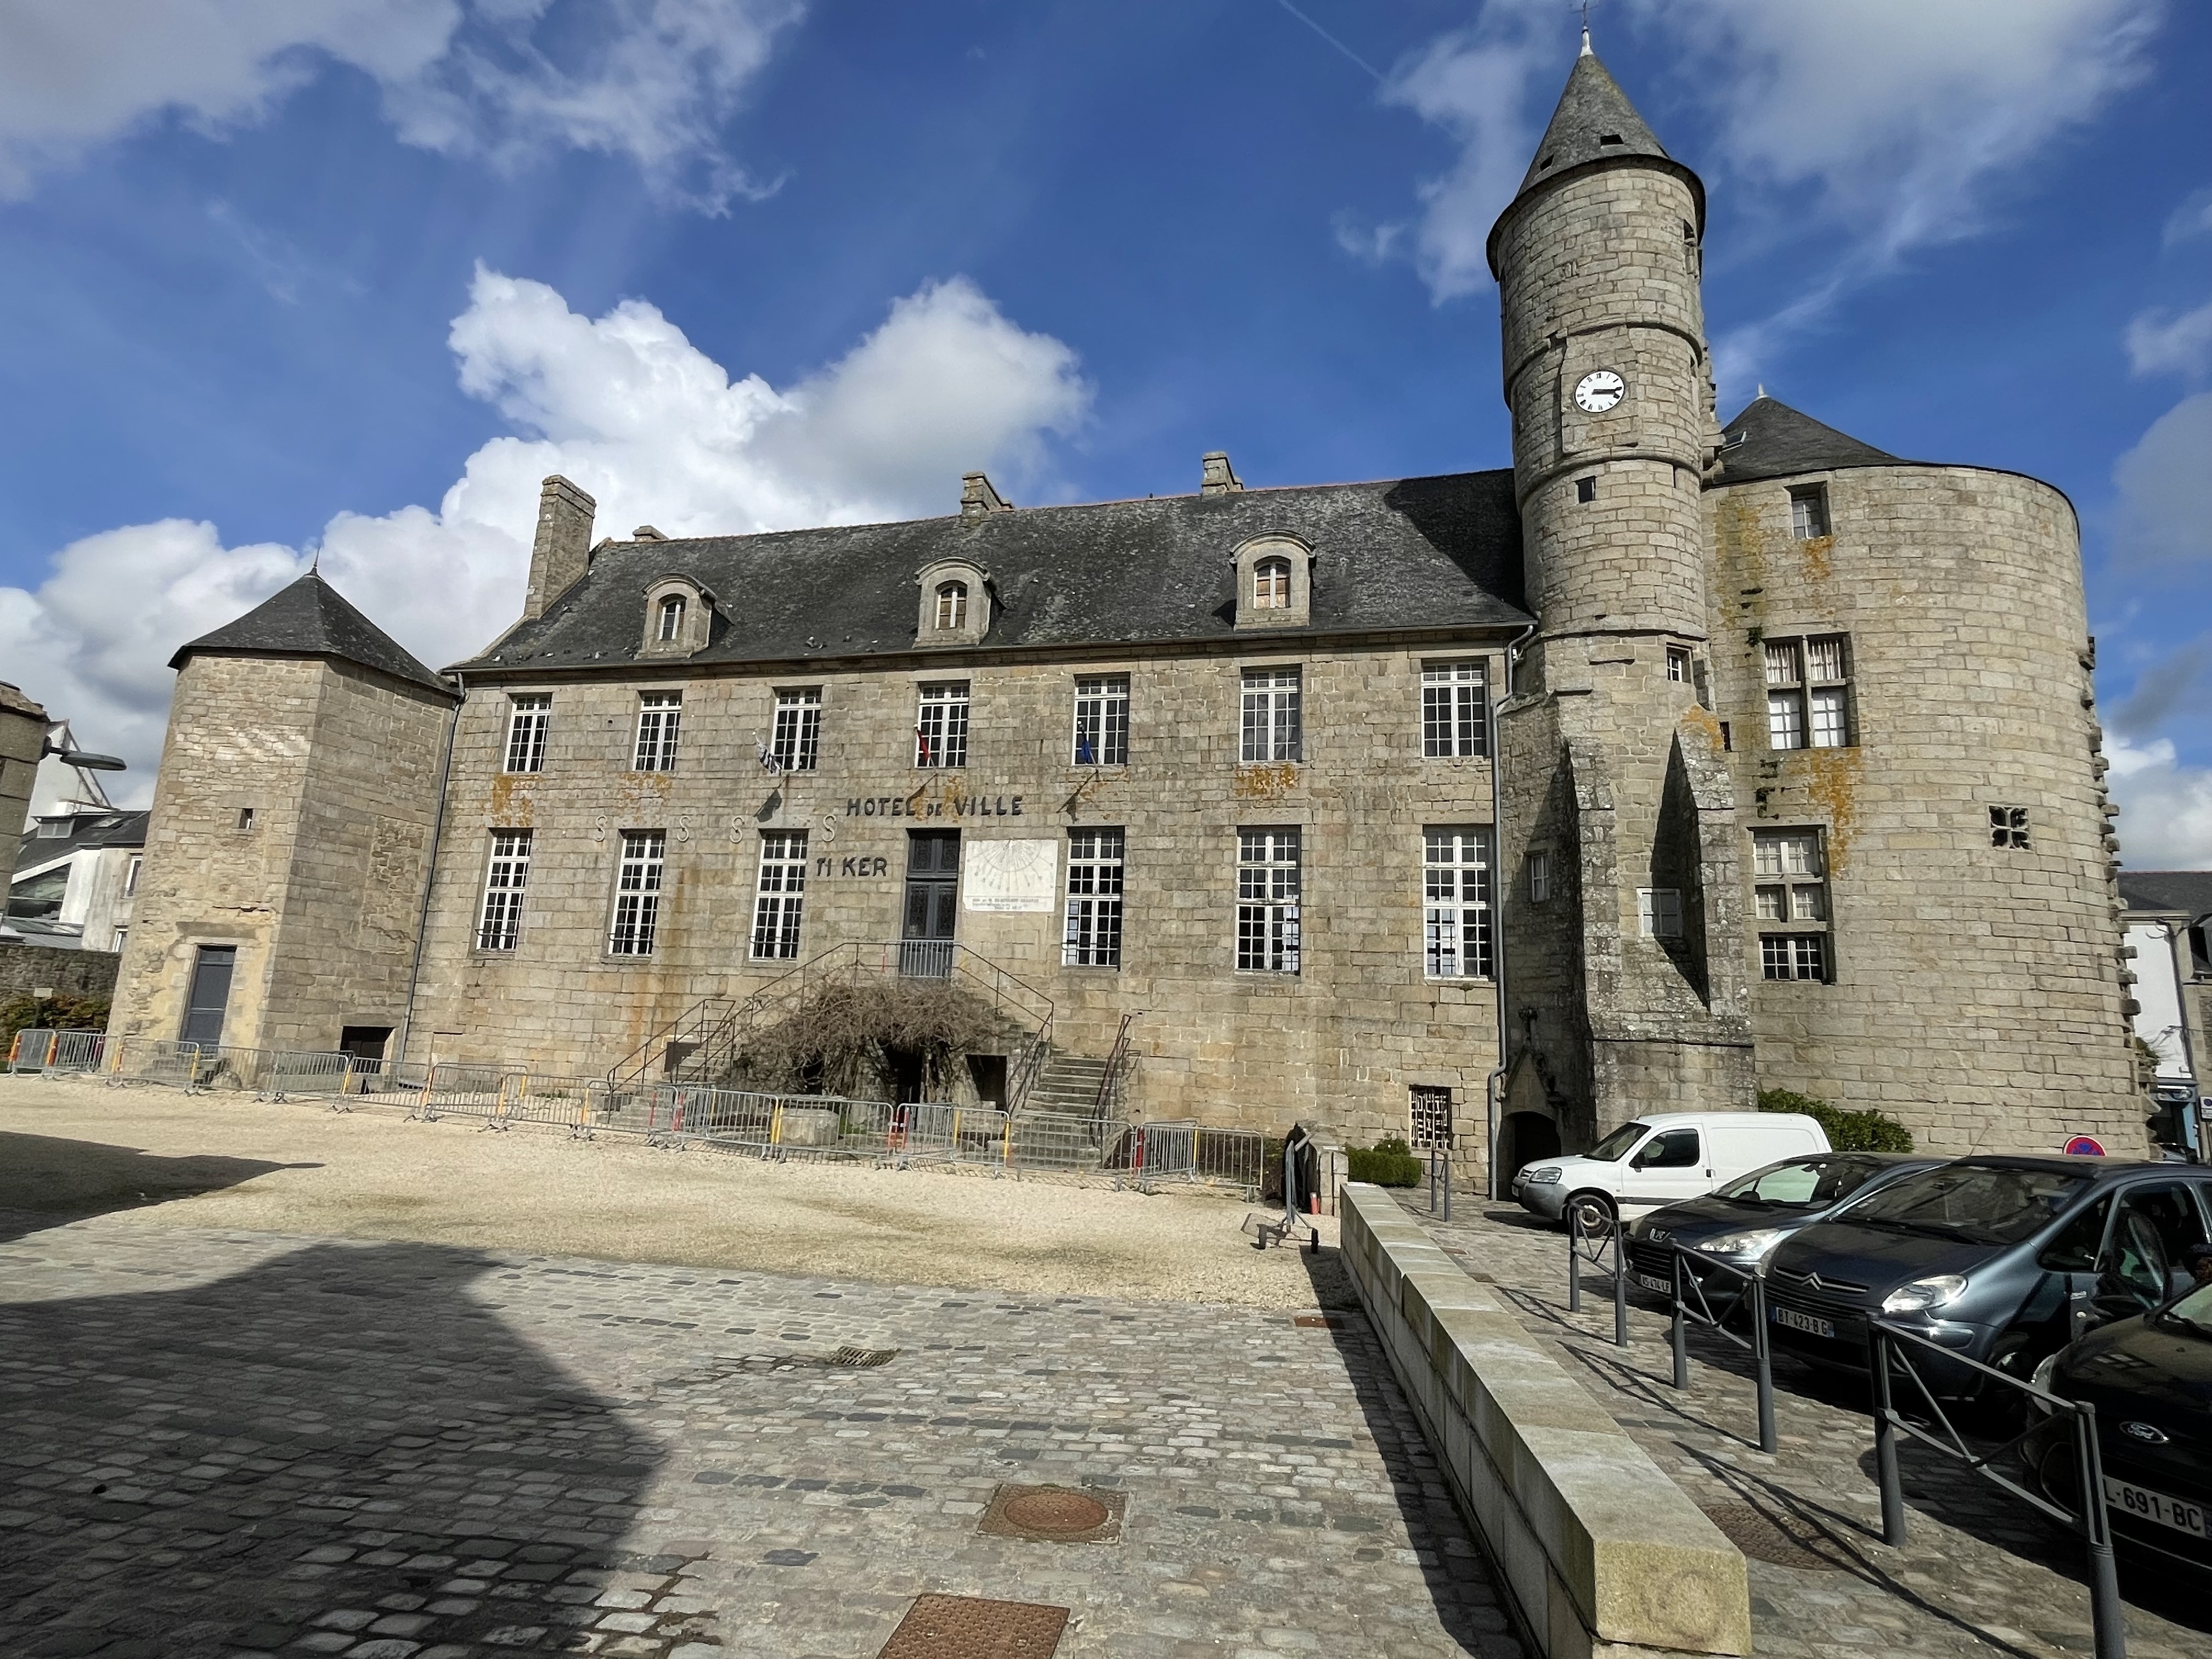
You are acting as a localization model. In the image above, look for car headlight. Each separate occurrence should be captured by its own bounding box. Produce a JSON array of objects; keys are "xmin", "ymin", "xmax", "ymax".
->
[
  {"xmin": 1694, "ymin": 1227, "xmax": 1789, "ymax": 1261},
  {"xmin": 1522, "ymin": 1166, "xmax": 1562, "ymax": 1185},
  {"xmin": 1881, "ymin": 1274, "xmax": 1968, "ymax": 1316}
]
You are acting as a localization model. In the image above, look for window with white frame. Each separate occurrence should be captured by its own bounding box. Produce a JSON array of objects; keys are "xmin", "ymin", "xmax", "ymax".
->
[
  {"xmin": 1789, "ymin": 484, "xmax": 1831, "ymax": 540},
  {"xmin": 772, "ymin": 689, "xmax": 821, "ymax": 772},
  {"xmin": 657, "ymin": 595, "xmax": 686, "ymax": 642},
  {"xmin": 1753, "ymin": 828, "xmax": 1830, "ymax": 981},
  {"xmin": 915, "ymin": 682, "xmax": 969, "ymax": 768},
  {"xmin": 504, "ymin": 694, "xmax": 550, "ymax": 773},
  {"xmin": 1764, "ymin": 635, "xmax": 1852, "ymax": 751},
  {"xmin": 749, "ymin": 831, "xmax": 808, "ymax": 960},
  {"xmin": 1529, "ymin": 850, "xmax": 1550, "ymax": 903},
  {"xmin": 633, "ymin": 692, "xmax": 682, "ymax": 771},
  {"xmin": 1409, "ymin": 1085, "xmax": 1453, "ymax": 1152},
  {"xmin": 934, "ymin": 581, "xmax": 968, "ymax": 630},
  {"xmin": 1252, "ymin": 557, "xmax": 1291, "ymax": 610},
  {"xmin": 1235, "ymin": 827, "xmax": 1301, "ymax": 972},
  {"xmin": 1240, "ymin": 668, "xmax": 1302, "ymax": 763},
  {"xmin": 111, "ymin": 926, "xmax": 128, "ymax": 953},
  {"xmin": 124, "ymin": 855, "xmax": 142, "ymax": 898},
  {"xmin": 1421, "ymin": 660, "xmax": 1488, "ymax": 758},
  {"xmin": 1638, "ymin": 888, "xmax": 1684, "ymax": 940},
  {"xmin": 477, "ymin": 830, "xmax": 532, "ymax": 951},
  {"xmin": 1666, "ymin": 646, "xmax": 1691, "ymax": 684},
  {"xmin": 1063, "ymin": 828, "xmax": 1125, "ymax": 968},
  {"xmin": 607, "ymin": 830, "xmax": 666, "ymax": 956},
  {"xmin": 1073, "ymin": 675, "xmax": 1129, "ymax": 767},
  {"xmin": 1423, "ymin": 826, "xmax": 1494, "ymax": 978}
]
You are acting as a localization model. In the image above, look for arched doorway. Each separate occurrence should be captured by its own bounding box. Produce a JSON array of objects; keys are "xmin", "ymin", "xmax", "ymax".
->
[{"xmin": 1498, "ymin": 1110, "xmax": 1561, "ymax": 1180}]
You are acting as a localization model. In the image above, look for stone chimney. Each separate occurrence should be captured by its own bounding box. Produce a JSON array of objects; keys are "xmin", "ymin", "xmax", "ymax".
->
[
  {"xmin": 631, "ymin": 525, "xmax": 667, "ymax": 542},
  {"xmin": 524, "ymin": 476, "xmax": 597, "ymax": 620},
  {"xmin": 1200, "ymin": 452, "xmax": 1244, "ymax": 495},
  {"xmin": 960, "ymin": 472, "xmax": 1013, "ymax": 516}
]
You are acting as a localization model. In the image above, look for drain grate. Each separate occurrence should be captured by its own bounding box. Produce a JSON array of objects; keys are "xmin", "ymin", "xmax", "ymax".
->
[
  {"xmin": 977, "ymin": 1482, "xmax": 1125, "ymax": 1544},
  {"xmin": 704, "ymin": 1346, "xmax": 900, "ymax": 1374},
  {"xmin": 875, "ymin": 1593, "xmax": 1069, "ymax": 1658},
  {"xmin": 1700, "ymin": 1502, "xmax": 1841, "ymax": 1572}
]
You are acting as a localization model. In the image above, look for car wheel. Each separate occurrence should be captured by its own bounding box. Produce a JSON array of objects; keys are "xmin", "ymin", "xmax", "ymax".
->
[{"xmin": 1567, "ymin": 1192, "xmax": 1616, "ymax": 1237}]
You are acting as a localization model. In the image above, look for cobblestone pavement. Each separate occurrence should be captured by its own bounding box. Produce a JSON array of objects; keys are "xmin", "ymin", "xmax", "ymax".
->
[
  {"xmin": 0, "ymin": 1209, "xmax": 1517, "ymax": 1659},
  {"xmin": 1398, "ymin": 1194, "xmax": 2211, "ymax": 1659}
]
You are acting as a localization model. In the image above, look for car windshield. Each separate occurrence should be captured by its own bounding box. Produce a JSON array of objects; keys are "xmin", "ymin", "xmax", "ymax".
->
[
  {"xmin": 1716, "ymin": 1156, "xmax": 1882, "ymax": 1210},
  {"xmin": 1585, "ymin": 1122, "xmax": 1651, "ymax": 1163},
  {"xmin": 2159, "ymin": 1282, "xmax": 2212, "ymax": 1338},
  {"xmin": 1843, "ymin": 1165, "xmax": 2089, "ymax": 1245}
]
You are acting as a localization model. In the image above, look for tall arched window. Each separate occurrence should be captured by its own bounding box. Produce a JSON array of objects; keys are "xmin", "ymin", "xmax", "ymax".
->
[
  {"xmin": 1252, "ymin": 557, "xmax": 1291, "ymax": 610},
  {"xmin": 935, "ymin": 581, "xmax": 968, "ymax": 630},
  {"xmin": 657, "ymin": 595, "xmax": 686, "ymax": 641}
]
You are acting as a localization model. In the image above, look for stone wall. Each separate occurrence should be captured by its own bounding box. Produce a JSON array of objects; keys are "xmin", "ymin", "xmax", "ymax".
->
[
  {"xmin": 0, "ymin": 943, "xmax": 118, "ymax": 1003},
  {"xmin": 406, "ymin": 635, "xmax": 1513, "ymax": 1154},
  {"xmin": 0, "ymin": 682, "xmax": 46, "ymax": 891},
  {"xmin": 1706, "ymin": 465, "xmax": 2143, "ymax": 1155}
]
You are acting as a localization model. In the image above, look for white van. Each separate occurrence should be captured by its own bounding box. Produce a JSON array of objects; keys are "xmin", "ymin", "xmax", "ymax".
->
[{"xmin": 1512, "ymin": 1111, "xmax": 1830, "ymax": 1232}]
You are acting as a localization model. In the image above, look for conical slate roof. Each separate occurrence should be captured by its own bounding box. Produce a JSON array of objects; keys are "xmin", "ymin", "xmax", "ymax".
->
[
  {"xmin": 170, "ymin": 571, "xmax": 455, "ymax": 696},
  {"xmin": 1716, "ymin": 396, "xmax": 1901, "ymax": 487},
  {"xmin": 1487, "ymin": 39, "xmax": 1705, "ymax": 273}
]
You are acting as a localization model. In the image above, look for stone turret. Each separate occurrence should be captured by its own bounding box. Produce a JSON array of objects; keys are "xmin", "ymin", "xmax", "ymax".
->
[{"xmin": 1489, "ymin": 38, "xmax": 1753, "ymax": 1156}]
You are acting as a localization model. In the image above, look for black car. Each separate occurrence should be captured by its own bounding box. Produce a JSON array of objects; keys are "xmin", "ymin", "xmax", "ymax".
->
[
  {"xmin": 1762, "ymin": 1156, "xmax": 2212, "ymax": 1389},
  {"xmin": 2027, "ymin": 1279, "xmax": 2212, "ymax": 1570},
  {"xmin": 1625, "ymin": 1152, "xmax": 1946, "ymax": 1310}
]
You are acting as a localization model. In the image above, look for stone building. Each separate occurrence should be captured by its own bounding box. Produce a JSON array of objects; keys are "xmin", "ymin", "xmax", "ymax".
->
[{"xmin": 106, "ymin": 40, "xmax": 2146, "ymax": 1175}]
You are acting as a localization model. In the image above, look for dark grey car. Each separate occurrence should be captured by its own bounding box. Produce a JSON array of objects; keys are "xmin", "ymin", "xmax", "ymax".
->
[
  {"xmin": 1763, "ymin": 1156, "xmax": 2212, "ymax": 1390},
  {"xmin": 1625, "ymin": 1153, "xmax": 1945, "ymax": 1311}
]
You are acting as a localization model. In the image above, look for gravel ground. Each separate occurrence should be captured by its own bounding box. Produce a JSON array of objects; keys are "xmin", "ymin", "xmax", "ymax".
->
[{"xmin": 0, "ymin": 1074, "xmax": 1345, "ymax": 1308}]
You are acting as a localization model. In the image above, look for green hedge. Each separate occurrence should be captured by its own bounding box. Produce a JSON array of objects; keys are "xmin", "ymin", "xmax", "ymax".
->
[
  {"xmin": 1758, "ymin": 1088, "xmax": 1914, "ymax": 1153},
  {"xmin": 1347, "ymin": 1135, "xmax": 1424, "ymax": 1187},
  {"xmin": 2, "ymin": 992, "xmax": 110, "ymax": 1045}
]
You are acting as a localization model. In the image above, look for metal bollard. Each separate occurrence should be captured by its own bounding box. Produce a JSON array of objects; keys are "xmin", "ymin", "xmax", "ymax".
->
[
  {"xmin": 1750, "ymin": 1275, "xmax": 1777, "ymax": 1454},
  {"xmin": 1612, "ymin": 1218, "xmax": 1628, "ymax": 1347},
  {"xmin": 1567, "ymin": 1210, "xmax": 1582, "ymax": 1313},
  {"xmin": 1671, "ymin": 1251, "xmax": 1690, "ymax": 1387},
  {"xmin": 2073, "ymin": 1402, "xmax": 2126, "ymax": 1659},
  {"xmin": 1870, "ymin": 1328, "xmax": 1908, "ymax": 1547}
]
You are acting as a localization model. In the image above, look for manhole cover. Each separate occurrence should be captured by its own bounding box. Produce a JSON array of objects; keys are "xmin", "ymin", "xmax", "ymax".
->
[
  {"xmin": 977, "ymin": 1482, "xmax": 1125, "ymax": 1544},
  {"xmin": 875, "ymin": 1593, "xmax": 1068, "ymax": 1658},
  {"xmin": 1700, "ymin": 1503, "xmax": 1840, "ymax": 1572}
]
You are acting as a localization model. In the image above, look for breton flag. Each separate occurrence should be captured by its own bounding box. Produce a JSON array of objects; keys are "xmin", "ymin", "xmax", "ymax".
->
[{"xmin": 755, "ymin": 733, "xmax": 783, "ymax": 776}]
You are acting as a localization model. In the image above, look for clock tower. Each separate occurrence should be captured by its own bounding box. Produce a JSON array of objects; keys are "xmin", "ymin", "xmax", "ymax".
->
[{"xmin": 1486, "ymin": 34, "xmax": 1754, "ymax": 1163}]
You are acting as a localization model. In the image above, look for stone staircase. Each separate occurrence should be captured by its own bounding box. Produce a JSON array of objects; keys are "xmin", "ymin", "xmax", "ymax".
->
[{"xmin": 1022, "ymin": 1052, "xmax": 1111, "ymax": 1116}]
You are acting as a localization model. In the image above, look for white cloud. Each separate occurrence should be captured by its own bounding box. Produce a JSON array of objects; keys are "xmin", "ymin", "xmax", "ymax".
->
[
  {"xmin": 0, "ymin": 0, "xmax": 804, "ymax": 207},
  {"xmin": 2125, "ymin": 298, "xmax": 2212, "ymax": 380},
  {"xmin": 2111, "ymin": 392, "xmax": 2212, "ymax": 566},
  {"xmin": 0, "ymin": 268, "xmax": 1090, "ymax": 808},
  {"xmin": 2108, "ymin": 735, "xmax": 2212, "ymax": 869},
  {"xmin": 2162, "ymin": 186, "xmax": 2212, "ymax": 246}
]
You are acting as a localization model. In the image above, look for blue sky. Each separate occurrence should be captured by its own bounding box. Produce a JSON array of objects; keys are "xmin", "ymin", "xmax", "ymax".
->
[{"xmin": 1, "ymin": 0, "xmax": 2207, "ymax": 861}]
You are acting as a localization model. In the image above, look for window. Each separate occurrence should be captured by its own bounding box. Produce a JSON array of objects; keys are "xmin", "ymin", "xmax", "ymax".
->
[
  {"xmin": 1240, "ymin": 668, "xmax": 1302, "ymax": 763},
  {"xmin": 504, "ymin": 694, "xmax": 550, "ymax": 774},
  {"xmin": 1753, "ymin": 828, "xmax": 1831, "ymax": 981},
  {"xmin": 1636, "ymin": 1128, "xmax": 1701, "ymax": 1169},
  {"xmin": 771, "ymin": 689, "xmax": 821, "ymax": 772},
  {"xmin": 1252, "ymin": 557, "xmax": 1291, "ymax": 610},
  {"xmin": 1989, "ymin": 805, "xmax": 2030, "ymax": 850},
  {"xmin": 110, "ymin": 926, "xmax": 128, "ymax": 952},
  {"xmin": 1421, "ymin": 661, "xmax": 1488, "ymax": 758},
  {"xmin": 749, "ymin": 832, "xmax": 808, "ymax": 960},
  {"xmin": 1575, "ymin": 476, "xmax": 1597, "ymax": 503},
  {"xmin": 33, "ymin": 818, "xmax": 65, "ymax": 838},
  {"xmin": 1409, "ymin": 1086, "xmax": 1452, "ymax": 1152},
  {"xmin": 657, "ymin": 595, "xmax": 685, "ymax": 642},
  {"xmin": 1638, "ymin": 888, "xmax": 1683, "ymax": 940},
  {"xmin": 1764, "ymin": 635, "xmax": 1852, "ymax": 751},
  {"xmin": 124, "ymin": 856, "xmax": 142, "ymax": 898},
  {"xmin": 1063, "ymin": 828, "xmax": 1125, "ymax": 968},
  {"xmin": 1073, "ymin": 675, "xmax": 1129, "ymax": 767},
  {"xmin": 607, "ymin": 831, "xmax": 666, "ymax": 956},
  {"xmin": 634, "ymin": 692, "xmax": 682, "ymax": 771},
  {"xmin": 1236, "ymin": 827, "xmax": 1301, "ymax": 973},
  {"xmin": 477, "ymin": 830, "xmax": 532, "ymax": 951},
  {"xmin": 934, "ymin": 582, "xmax": 968, "ymax": 630},
  {"xmin": 1529, "ymin": 851, "xmax": 1550, "ymax": 903},
  {"xmin": 1667, "ymin": 646, "xmax": 1691, "ymax": 683},
  {"xmin": 915, "ymin": 682, "xmax": 969, "ymax": 768},
  {"xmin": 236, "ymin": 807, "xmax": 256, "ymax": 832},
  {"xmin": 1789, "ymin": 485, "xmax": 1831, "ymax": 540},
  {"xmin": 1424, "ymin": 827, "xmax": 1494, "ymax": 979}
]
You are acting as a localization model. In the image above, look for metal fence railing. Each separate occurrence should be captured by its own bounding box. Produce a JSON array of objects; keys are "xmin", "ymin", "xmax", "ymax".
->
[
  {"xmin": 1193, "ymin": 1127, "xmax": 1266, "ymax": 1195},
  {"xmin": 1663, "ymin": 1245, "xmax": 1777, "ymax": 1454},
  {"xmin": 105, "ymin": 1037, "xmax": 203, "ymax": 1088},
  {"xmin": 7, "ymin": 1029, "xmax": 108, "ymax": 1075},
  {"xmin": 1566, "ymin": 1204, "xmax": 1630, "ymax": 1347}
]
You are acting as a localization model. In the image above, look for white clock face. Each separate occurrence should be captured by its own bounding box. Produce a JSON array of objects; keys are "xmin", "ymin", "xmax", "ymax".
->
[{"xmin": 1574, "ymin": 369, "xmax": 1626, "ymax": 413}]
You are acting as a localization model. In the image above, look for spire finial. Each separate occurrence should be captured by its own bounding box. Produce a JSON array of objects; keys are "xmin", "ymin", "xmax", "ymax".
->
[
  {"xmin": 1579, "ymin": 1, "xmax": 1593, "ymax": 55},
  {"xmin": 1756, "ymin": 383, "xmax": 1767, "ymax": 400}
]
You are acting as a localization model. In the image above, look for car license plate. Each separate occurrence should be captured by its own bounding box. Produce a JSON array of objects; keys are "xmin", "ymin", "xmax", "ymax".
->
[
  {"xmin": 2104, "ymin": 1477, "xmax": 2210, "ymax": 1540},
  {"xmin": 1635, "ymin": 1272, "xmax": 1672, "ymax": 1295},
  {"xmin": 1771, "ymin": 1305, "xmax": 1835, "ymax": 1339}
]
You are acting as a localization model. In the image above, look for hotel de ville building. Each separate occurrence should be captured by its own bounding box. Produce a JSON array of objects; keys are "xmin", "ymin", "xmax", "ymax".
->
[{"xmin": 106, "ymin": 44, "xmax": 2147, "ymax": 1185}]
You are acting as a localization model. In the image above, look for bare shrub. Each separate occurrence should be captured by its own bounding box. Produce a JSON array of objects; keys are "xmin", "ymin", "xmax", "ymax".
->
[{"xmin": 732, "ymin": 979, "xmax": 1011, "ymax": 1098}]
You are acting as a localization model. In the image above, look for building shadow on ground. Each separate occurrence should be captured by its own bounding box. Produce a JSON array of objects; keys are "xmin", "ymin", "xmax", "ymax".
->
[
  {"xmin": 0, "ymin": 1234, "xmax": 698, "ymax": 1659},
  {"xmin": 0, "ymin": 1130, "xmax": 313, "ymax": 1243}
]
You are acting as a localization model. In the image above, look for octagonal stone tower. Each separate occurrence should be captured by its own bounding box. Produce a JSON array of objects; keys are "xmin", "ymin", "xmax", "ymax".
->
[{"xmin": 1488, "ymin": 38, "xmax": 1754, "ymax": 1157}]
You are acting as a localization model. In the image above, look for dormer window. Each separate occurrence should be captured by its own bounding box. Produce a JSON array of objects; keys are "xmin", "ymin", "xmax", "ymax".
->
[
  {"xmin": 640, "ymin": 575, "xmax": 713, "ymax": 657},
  {"xmin": 935, "ymin": 582, "xmax": 968, "ymax": 630},
  {"xmin": 657, "ymin": 595, "xmax": 685, "ymax": 642},
  {"xmin": 916, "ymin": 559, "xmax": 990, "ymax": 644},
  {"xmin": 1252, "ymin": 558, "xmax": 1290, "ymax": 610},
  {"xmin": 1233, "ymin": 537, "xmax": 1313, "ymax": 629}
]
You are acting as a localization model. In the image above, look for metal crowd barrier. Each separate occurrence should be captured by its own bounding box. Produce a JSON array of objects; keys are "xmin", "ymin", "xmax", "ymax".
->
[
  {"xmin": 106, "ymin": 1037, "xmax": 202, "ymax": 1088},
  {"xmin": 1869, "ymin": 1318, "xmax": 2125, "ymax": 1659},
  {"xmin": 6, "ymin": 1029, "xmax": 108, "ymax": 1075},
  {"xmin": 1663, "ymin": 1246, "xmax": 1776, "ymax": 1453},
  {"xmin": 1566, "ymin": 1205, "xmax": 1630, "ymax": 1347},
  {"xmin": 1007, "ymin": 1109, "xmax": 1115, "ymax": 1172},
  {"xmin": 1133, "ymin": 1119, "xmax": 1197, "ymax": 1182},
  {"xmin": 1193, "ymin": 1126, "xmax": 1266, "ymax": 1195}
]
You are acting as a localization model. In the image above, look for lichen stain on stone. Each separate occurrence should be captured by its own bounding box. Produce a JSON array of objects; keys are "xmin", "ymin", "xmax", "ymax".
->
[
  {"xmin": 488, "ymin": 773, "xmax": 534, "ymax": 825},
  {"xmin": 1803, "ymin": 747, "xmax": 1864, "ymax": 872},
  {"xmin": 1795, "ymin": 533, "xmax": 1836, "ymax": 584},
  {"xmin": 1233, "ymin": 763, "xmax": 1301, "ymax": 801},
  {"xmin": 1679, "ymin": 701, "xmax": 1725, "ymax": 749},
  {"xmin": 620, "ymin": 772, "xmax": 674, "ymax": 809}
]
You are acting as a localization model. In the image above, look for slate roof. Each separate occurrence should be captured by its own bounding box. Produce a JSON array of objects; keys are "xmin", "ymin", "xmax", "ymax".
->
[
  {"xmin": 12, "ymin": 810, "xmax": 150, "ymax": 877},
  {"xmin": 172, "ymin": 572, "xmax": 455, "ymax": 696},
  {"xmin": 455, "ymin": 472, "xmax": 1530, "ymax": 676},
  {"xmin": 2120, "ymin": 871, "xmax": 2212, "ymax": 923},
  {"xmin": 1713, "ymin": 397, "xmax": 1903, "ymax": 488},
  {"xmin": 1488, "ymin": 43, "xmax": 1704, "ymax": 274}
]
